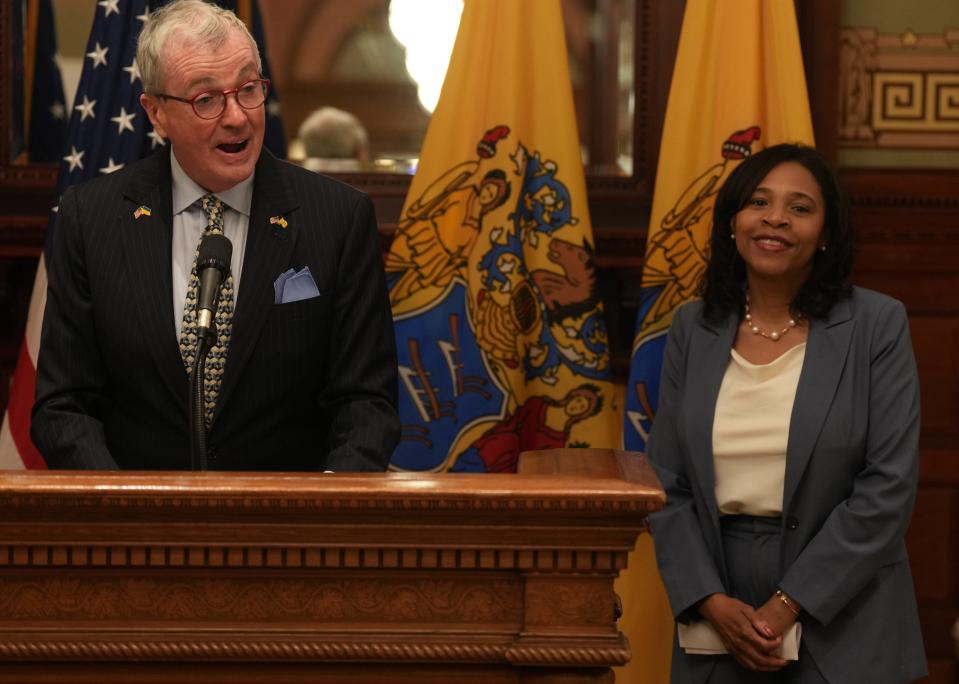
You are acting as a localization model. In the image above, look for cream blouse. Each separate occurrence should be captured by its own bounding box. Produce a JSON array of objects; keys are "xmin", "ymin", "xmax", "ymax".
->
[{"xmin": 712, "ymin": 343, "xmax": 806, "ymax": 516}]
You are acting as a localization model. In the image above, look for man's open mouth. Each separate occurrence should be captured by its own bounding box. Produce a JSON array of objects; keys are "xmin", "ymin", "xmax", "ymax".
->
[{"xmin": 217, "ymin": 140, "xmax": 248, "ymax": 154}]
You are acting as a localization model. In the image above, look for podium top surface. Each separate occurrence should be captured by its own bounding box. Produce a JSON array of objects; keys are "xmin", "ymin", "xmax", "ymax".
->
[{"xmin": 0, "ymin": 449, "xmax": 664, "ymax": 520}]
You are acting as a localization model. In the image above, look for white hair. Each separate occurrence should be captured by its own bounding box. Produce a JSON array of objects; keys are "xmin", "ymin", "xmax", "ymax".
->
[
  {"xmin": 298, "ymin": 107, "xmax": 369, "ymax": 159},
  {"xmin": 137, "ymin": 0, "xmax": 261, "ymax": 94}
]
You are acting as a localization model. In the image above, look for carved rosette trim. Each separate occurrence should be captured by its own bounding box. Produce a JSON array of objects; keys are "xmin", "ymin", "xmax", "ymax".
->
[{"xmin": 0, "ymin": 639, "xmax": 628, "ymax": 665}]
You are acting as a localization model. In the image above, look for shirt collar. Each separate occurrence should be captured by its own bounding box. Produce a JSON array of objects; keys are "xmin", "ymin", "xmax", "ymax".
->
[{"xmin": 170, "ymin": 148, "xmax": 254, "ymax": 217}]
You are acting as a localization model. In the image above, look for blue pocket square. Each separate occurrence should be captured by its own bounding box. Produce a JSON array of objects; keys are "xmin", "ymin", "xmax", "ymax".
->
[{"xmin": 274, "ymin": 267, "xmax": 320, "ymax": 304}]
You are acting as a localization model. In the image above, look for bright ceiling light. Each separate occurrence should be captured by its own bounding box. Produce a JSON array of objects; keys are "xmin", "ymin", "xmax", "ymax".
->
[{"xmin": 389, "ymin": 0, "xmax": 464, "ymax": 112}]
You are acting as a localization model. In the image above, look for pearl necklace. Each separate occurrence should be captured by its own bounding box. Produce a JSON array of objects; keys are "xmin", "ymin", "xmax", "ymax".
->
[{"xmin": 744, "ymin": 292, "xmax": 800, "ymax": 342}]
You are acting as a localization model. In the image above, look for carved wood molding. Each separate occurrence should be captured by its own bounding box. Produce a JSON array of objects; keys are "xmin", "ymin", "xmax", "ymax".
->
[
  {"xmin": 0, "ymin": 466, "xmax": 665, "ymax": 517},
  {"xmin": 842, "ymin": 169, "xmax": 959, "ymax": 210},
  {"xmin": 0, "ymin": 216, "xmax": 46, "ymax": 257},
  {"xmin": 0, "ymin": 639, "xmax": 512, "ymax": 663},
  {"xmin": 0, "ymin": 493, "xmax": 659, "ymax": 514},
  {"xmin": 850, "ymin": 192, "xmax": 959, "ymax": 210},
  {"xmin": 0, "ymin": 165, "xmax": 58, "ymax": 186},
  {"xmin": 526, "ymin": 581, "xmax": 616, "ymax": 628},
  {"xmin": 506, "ymin": 639, "xmax": 630, "ymax": 667},
  {"xmin": 0, "ymin": 637, "xmax": 631, "ymax": 666},
  {"xmin": 0, "ymin": 545, "xmax": 629, "ymax": 572},
  {"xmin": 856, "ymin": 225, "xmax": 959, "ymax": 245},
  {"xmin": 0, "ymin": 574, "xmax": 523, "ymax": 623}
]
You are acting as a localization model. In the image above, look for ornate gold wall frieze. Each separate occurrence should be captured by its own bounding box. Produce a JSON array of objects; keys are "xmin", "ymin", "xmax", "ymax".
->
[{"xmin": 840, "ymin": 27, "xmax": 959, "ymax": 150}]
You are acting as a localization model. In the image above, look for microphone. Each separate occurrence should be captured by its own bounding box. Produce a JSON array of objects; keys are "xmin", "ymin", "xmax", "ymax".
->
[{"xmin": 195, "ymin": 233, "xmax": 233, "ymax": 336}]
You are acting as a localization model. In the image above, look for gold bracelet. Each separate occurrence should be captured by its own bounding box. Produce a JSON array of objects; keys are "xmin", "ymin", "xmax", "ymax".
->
[{"xmin": 776, "ymin": 589, "xmax": 800, "ymax": 616}]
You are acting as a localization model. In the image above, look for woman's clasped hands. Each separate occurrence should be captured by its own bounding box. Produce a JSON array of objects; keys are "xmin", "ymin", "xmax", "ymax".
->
[{"xmin": 698, "ymin": 592, "xmax": 796, "ymax": 672}]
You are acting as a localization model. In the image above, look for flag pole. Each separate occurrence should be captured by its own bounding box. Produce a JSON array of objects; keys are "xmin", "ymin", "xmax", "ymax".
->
[{"xmin": 18, "ymin": 0, "xmax": 40, "ymax": 164}]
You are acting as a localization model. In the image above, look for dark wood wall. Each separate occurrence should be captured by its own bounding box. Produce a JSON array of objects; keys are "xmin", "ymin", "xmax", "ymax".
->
[
  {"xmin": 846, "ymin": 168, "xmax": 959, "ymax": 684},
  {"xmin": 0, "ymin": 1, "xmax": 955, "ymax": 680}
]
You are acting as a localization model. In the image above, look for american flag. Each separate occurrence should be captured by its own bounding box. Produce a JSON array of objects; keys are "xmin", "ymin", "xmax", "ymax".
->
[{"xmin": 0, "ymin": 0, "xmax": 286, "ymax": 469}]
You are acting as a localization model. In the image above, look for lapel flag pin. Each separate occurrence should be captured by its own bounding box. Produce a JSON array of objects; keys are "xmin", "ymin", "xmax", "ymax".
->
[
  {"xmin": 133, "ymin": 205, "xmax": 152, "ymax": 219},
  {"xmin": 269, "ymin": 215, "xmax": 288, "ymax": 229}
]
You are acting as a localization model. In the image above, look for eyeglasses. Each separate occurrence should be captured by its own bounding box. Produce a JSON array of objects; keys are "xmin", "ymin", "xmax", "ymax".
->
[{"xmin": 154, "ymin": 78, "xmax": 271, "ymax": 120}]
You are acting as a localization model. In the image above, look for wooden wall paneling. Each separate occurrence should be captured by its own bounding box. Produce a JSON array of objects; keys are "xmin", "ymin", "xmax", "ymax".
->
[
  {"xmin": 850, "ymin": 185, "xmax": 959, "ymax": 681},
  {"xmin": 906, "ymin": 316, "xmax": 959, "ymax": 442},
  {"xmin": 832, "ymin": 0, "xmax": 959, "ymax": 655},
  {"xmin": 796, "ymin": 0, "xmax": 841, "ymax": 164},
  {"xmin": 921, "ymin": 448, "xmax": 959, "ymax": 487},
  {"xmin": 907, "ymin": 485, "xmax": 958, "ymax": 683},
  {"xmin": 907, "ymin": 486, "xmax": 958, "ymax": 604},
  {"xmin": 929, "ymin": 661, "xmax": 958, "ymax": 684},
  {"xmin": 0, "ymin": 2, "xmax": 59, "ymax": 216},
  {"xmin": 846, "ymin": 167, "xmax": 959, "ymax": 683},
  {"xmin": 589, "ymin": 0, "xmax": 685, "ymax": 374}
]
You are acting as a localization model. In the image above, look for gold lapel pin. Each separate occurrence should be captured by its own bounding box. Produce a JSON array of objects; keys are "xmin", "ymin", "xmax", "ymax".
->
[
  {"xmin": 269, "ymin": 215, "xmax": 288, "ymax": 229},
  {"xmin": 133, "ymin": 205, "xmax": 152, "ymax": 219}
]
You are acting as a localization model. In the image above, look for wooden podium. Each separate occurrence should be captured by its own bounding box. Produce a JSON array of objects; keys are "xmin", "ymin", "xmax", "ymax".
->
[{"xmin": 0, "ymin": 449, "xmax": 664, "ymax": 683}]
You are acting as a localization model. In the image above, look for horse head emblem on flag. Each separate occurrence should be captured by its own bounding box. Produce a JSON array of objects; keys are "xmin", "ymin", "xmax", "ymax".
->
[{"xmin": 387, "ymin": 126, "xmax": 612, "ymax": 471}]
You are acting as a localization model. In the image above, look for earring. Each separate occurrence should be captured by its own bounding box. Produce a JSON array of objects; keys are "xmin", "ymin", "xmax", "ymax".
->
[
  {"xmin": 730, "ymin": 233, "xmax": 735, "ymax": 239},
  {"xmin": 820, "ymin": 244, "xmax": 827, "ymax": 252}
]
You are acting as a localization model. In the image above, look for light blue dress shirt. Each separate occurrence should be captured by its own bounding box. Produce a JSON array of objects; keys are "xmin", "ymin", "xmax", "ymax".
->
[{"xmin": 170, "ymin": 150, "xmax": 253, "ymax": 337}]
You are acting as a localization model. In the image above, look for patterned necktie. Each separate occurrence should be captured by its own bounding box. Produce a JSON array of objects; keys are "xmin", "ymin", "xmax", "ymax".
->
[{"xmin": 178, "ymin": 194, "xmax": 235, "ymax": 427}]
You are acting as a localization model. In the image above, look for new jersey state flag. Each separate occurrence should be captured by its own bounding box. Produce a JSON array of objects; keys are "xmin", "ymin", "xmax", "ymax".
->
[
  {"xmin": 386, "ymin": 0, "xmax": 617, "ymax": 473},
  {"xmin": 624, "ymin": 0, "xmax": 814, "ymax": 451}
]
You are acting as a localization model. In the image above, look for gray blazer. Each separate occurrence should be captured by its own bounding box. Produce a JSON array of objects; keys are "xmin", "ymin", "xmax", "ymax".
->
[{"xmin": 648, "ymin": 286, "xmax": 926, "ymax": 684}]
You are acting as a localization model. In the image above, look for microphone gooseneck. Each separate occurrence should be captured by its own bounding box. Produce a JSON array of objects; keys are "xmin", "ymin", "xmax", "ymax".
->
[{"xmin": 190, "ymin": 233, "xmax": 233, "ymax": 470}]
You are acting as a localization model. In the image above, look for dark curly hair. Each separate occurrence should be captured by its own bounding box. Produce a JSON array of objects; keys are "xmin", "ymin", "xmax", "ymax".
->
[{"xmin": 700, "ymin": 143, "xmax": 853, "ymax": 323}]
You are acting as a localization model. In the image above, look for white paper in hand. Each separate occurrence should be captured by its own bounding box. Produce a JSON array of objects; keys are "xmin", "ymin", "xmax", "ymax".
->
[{"xmin": 678, "ymin": 621, "xmax": 802, "ymax": 660}]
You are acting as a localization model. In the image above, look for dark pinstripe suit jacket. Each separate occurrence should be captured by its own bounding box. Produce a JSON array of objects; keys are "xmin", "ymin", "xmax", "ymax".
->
[{"xmin": 32, "ymin": 147, "xmax": 399, "ymax": 471}]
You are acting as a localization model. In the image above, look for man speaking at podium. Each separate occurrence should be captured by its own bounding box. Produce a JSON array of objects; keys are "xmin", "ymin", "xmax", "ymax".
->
[{"xmin": 31, "ymin": 0, "xmax": 399, "ymax": 471}]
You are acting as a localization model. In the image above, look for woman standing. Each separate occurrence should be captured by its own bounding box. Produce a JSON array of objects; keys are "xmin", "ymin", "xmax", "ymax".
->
[{"xmin": 648, "ymin": 144, "xmax": 926, "ymax": 683}]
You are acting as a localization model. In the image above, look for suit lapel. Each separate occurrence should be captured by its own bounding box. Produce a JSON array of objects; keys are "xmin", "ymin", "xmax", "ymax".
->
[
  {"xmin": 119, "ymin": 148, "xmax": 186, "ymax": 406},
  {"xmin": 684, "ymin": 312, "xmax": 737, "ymax": 527},
  {"xmin": 214, "ymin": 152, "xmax": 299, "ymax": 421},
  {"xmin": 783, "ymin": 299, "xmax": 854, "ymax": 511}
]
